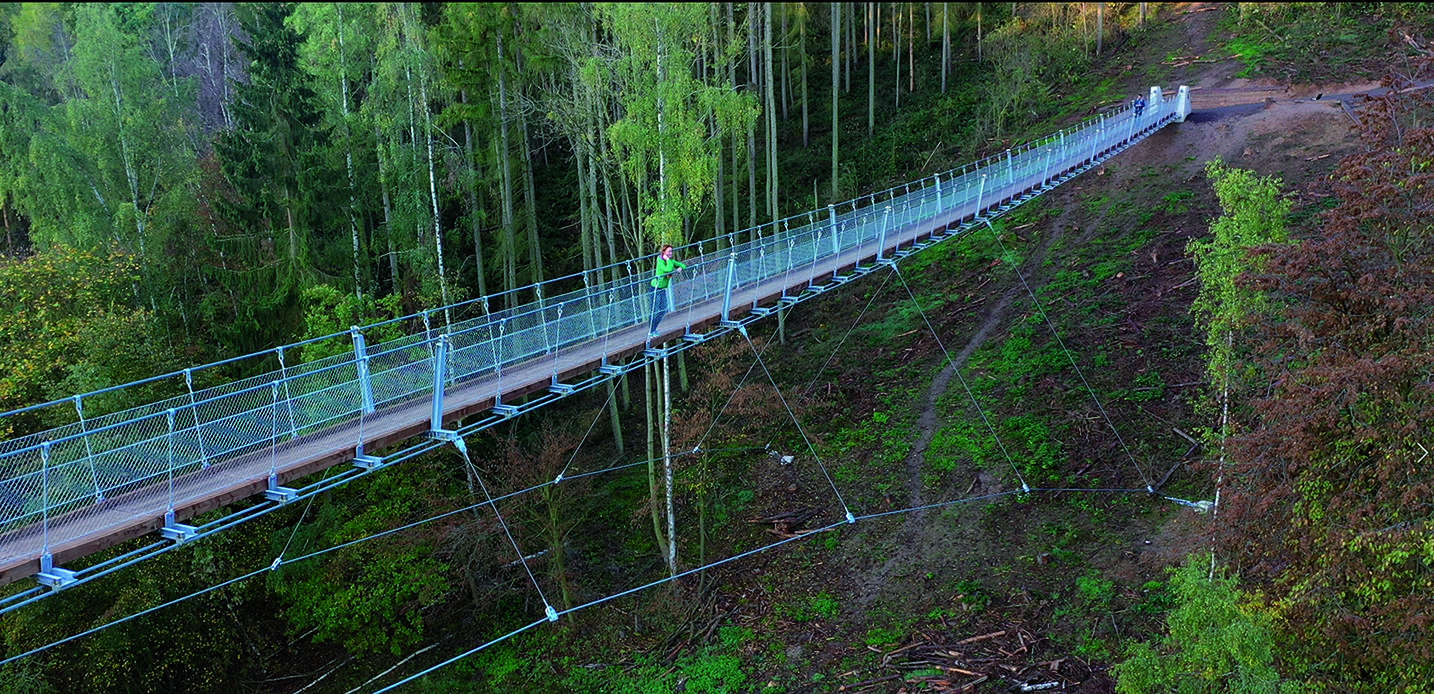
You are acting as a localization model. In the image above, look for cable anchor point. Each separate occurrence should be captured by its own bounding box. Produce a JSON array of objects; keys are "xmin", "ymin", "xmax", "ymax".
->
[
  {"xmin": 545, "ymin": 605, "xmax": 559, "ymax": 622},
  {"xmin": 845, "ymin": 511, "xmax": 856, "ymax": 524}
]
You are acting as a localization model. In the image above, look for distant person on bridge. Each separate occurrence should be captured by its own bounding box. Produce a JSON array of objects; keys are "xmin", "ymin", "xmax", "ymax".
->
[
  {"xmin": 648, "ymin": 244, "xmax": 687, "ymax": 339},
  {"xmin": 1133, "ymin": 95, "xmax": 1147, "ymax": 118}
]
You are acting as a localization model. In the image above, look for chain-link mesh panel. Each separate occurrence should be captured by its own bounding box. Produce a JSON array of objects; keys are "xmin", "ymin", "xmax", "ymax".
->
[{"xmin": 0, "ymin": 97, "xmax": 1179, "ymax": 574}]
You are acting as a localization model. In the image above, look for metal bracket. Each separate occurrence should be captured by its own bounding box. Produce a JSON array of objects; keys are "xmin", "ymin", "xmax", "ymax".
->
[
  {"xmin": 264, "ymin": 476, "xmax": 299, "ymax": 503},
  {"xmin": 37, "ymin": 554, "xmax": 77, "ymax": 589},
  {"xmin": 549, "ymin": 382, "xmax": 578, "ymax": 396},
  {"xmin": 492, "ymin": 404, "xmax": 522, "ymax": 417},
  {"xmin": 427, "ymin": 429, "xmax": 462, "ymax": 443},
  {"xmin": 598, "ymin": 364, "xmax": 624, "ymax": 376},
  {"xmin": 161, "ymin": 522, "xmax": 199, "ymax": 543},
  {"xmin": 682, "ymin": 332, "xmax": 706, "ymax": 344},
  {"xmin": 353, "ymin": 454, "xmax": 384, "ymax": 471}
]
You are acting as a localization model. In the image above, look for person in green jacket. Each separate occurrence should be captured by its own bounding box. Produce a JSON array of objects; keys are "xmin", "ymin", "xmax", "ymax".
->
[{"xmin": 648, "ymin": 244, "xmax": 687, "ymax": 338}]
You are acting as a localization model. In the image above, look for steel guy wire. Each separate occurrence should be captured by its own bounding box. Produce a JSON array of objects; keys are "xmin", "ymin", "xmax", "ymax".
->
[
  {"xmin": 978, "ymin": 218, "xmax": 1154, "ymax": 491},
  {"xmin": 887, "ymin": 262, "xmax": 1031, "ymax": 493},
  {"xmin": 0, "ymin": 452, "xmax": 673, "ymax": 665},
  {"xmin": 799, "ymin": 265, "xmax": 895, "ymax": 397},
  {"xmin": 554, "ymin": 376, "xmax": 619, "ymax": 484},
  {"xmin": 737, "ymin": 326, "xmax": 854, "ymax": 523},
  {"xmin": 2, "ymin": 467, "xmax": 1171, "ymax": 677}
]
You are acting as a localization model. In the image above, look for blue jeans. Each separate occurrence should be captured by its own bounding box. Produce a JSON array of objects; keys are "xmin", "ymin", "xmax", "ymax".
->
[{"xmin": 648, "ymin": 284, "xmax": 669, "ymax": 334}]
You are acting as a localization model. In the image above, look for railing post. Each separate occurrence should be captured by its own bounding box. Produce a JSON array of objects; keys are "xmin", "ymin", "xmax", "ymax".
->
[
  {"xmin": 351, "ymin": 327, "xmax": 375, "ymax": 415},
  {"xmin": 493, "ymin": 319, "xmax": 508, "ymax": 410},
  {"xmin": 40, "ymin": 441, "xmax": 50, "ymax": 555},
  {"xmin": 827, "ymin": 205, "xmax": 839, "ymax": 257},
  {"xmin": 876, "ymin": 206, "xmax": 891, "ymax": 262},
  {"xmin": 73, "ymin": 395, "xmax": 102, "ymax": 502},
  {"xmin": 165, "ymin": 408, "xmax": 176, "ymax": 518},
  {"xmin": 975, "ymin": 174, "xmax": 988, "ymax": 218},
  {"xmin": 721, "ymin": 251, "xmax": 737, "ymax": 323},
  {"xmin": 184, "ymin": 368, "xmax": 210, "ymax": 468},
  {"xmin": 934, "ymin": 173, "xmax": 944, "ymax": 218},
  {"xmin": 431, "ymin": 334, "xmax": 449, "ymax": 432},
  {"xmin": 276, "ymin": 346, "xmax": 296, "ymax": 439},
  {"xmin": 551, "ymin": 305, "xmax": 564, "ymax": 387}
]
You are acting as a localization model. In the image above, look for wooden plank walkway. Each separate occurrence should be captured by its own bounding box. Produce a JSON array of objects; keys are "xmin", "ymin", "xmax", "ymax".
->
[{"xmin": 0, "ymin": 103, "xmax": 1170, "ymax": 586}]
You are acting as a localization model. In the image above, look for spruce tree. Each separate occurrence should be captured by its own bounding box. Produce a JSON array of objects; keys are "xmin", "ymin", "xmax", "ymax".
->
[{"xmin": 209, "ymin": 2, "xmax": 333, "ymax": 356}]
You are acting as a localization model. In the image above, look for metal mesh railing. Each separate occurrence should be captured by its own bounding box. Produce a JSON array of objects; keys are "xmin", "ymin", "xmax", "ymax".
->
[{"xmin": 0, "ymin": 89, "xmax": 1184, "ymax": 572}]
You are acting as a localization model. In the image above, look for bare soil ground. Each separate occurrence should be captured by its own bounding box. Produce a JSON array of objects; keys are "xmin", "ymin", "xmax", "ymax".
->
[{"xmin": 718, "ymin": 5, "xmax": 1377, "ymax": 693}]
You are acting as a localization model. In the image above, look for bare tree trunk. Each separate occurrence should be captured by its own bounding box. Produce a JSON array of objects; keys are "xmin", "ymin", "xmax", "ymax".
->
[
  {"xmin": 894, "ymin": 1, "xmax": 901, "ymax": 111},
  {"xmin": 831, "ymin": 2, "xmax": 840, "ymax": 199},
  {"xmin": 780, "ymin": 4, "xmax": 790, "ymax": 121},
  {"xmin": 765, "ymin": 2, "xmax": 778, "ymax": 225},
  {"xmin": 407, "ymin": 5, "xmax": 452, "ymax": 322},
  {"xmin": 1097, "ymin": 2, "xmax": 1104, "ymax": 56},
  {"xmin": 645, "ymin": 361, "xmax": 667, "ymax": 561},
  {"xmin": 909, "ymin": 3, "xmax": 915, "ymax": 92},
  {"xmin": 800, "ymin": 7, "xmax": 808, "ymax": 148},
  {"xmin": 867, "ymin": 1, "xmax": 875, "ymax": 136},
  {"xmin": 520, "ymin": 106, "xmax": 543, "ymax": 285},
  {"xmin": 496, "ymin": 33, "xmax": 518, "ymax": 307},
  {"xmin": 375, "ymin": 126, "xmax": 399, "ymax": 289},
  {"xmin": 336, "ymin": 4, "xmax": 366, "ymax": 299},
  {"xmin": 461, "ymin": 88, "xmax": 488, "ymax": 298},
  {"xmin": 941, "ymin": 2, "xmax": 949, "ymax": 93},
  {"xmin": 662, "ymin": 356, "xmax": 677, "ymax": 577},
  {"xmin": 748, "ymin": 3, "xmax": 759, "ymax": 233}
]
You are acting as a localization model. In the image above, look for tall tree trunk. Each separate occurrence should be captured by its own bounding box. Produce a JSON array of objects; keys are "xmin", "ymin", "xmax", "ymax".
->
[
  {"xmin": 765, "ymin": 2, "xmax": 778, "ymax": 225},
  {"xmin": 909, "ymin": 3, "xmax": 915, "ymax": 92},
  {"xmin": 728, "ymin": 3, "xmax": 741, "ymax": 237},
  {"xmin": 645, "ymin": 361, "xmax": 667, "ymax": 561},
  {"xmin": 336, "ymin": 4, "xmax": 366, "ymax": 299},
  {"xmin": 831, "ymin": 2, "xmax": 840, "ymax": 199},
  {"xmin": 748, "ymin": 3, "xmax": 759, "ymax": 234},
  {"xmin": 894, "ymin": 1, "xmax": 901, "ymax": 111},
  {"xmin": 845, "ymin": 1, "xmax": 853, "ymax": 93},
  {"xmin": 662, "ymin": 355, "xmax": 676, "ymax": 576},
  {"xmin": 520, "ymin": 106, "xmax": 543, "ymax": 285},
  {"xmin": 780, "ymin": 4, "xmax": 790, "ymax": 122},
  {"xmin": 461, "ymin": 88, "xmax": 488, "ymax": 298},
  {"xmin": 496, "ymin": 33, "xmax": 518, "ymax": 307},
  {"xmin": 941, "ymin": 2, "xmax": 949, "ymax": 93},
  {"xmin": 800, "ymin": 7, "xmax": 808, "ymax": 148},
  {"xmin": 867, "ymin": 1, "xmax": 875, "ymax": 136},
  {"xmin": 977, "ymin": 3, "xmax": 983, "ymax": 61},
  {"xmin": 413, "ymin": 37, "xmax": 452, "ymax": 322},
  {"xmin": 375, "ymin": 125, "xmax": 399, "ymax": 290},
  {"xmin": 710, "ymin": 4, "xmax": 725, "ymax": 245},
  {"xmin": 1097, "ymin": 2, "xmax": 1104, "ymax": 56}
]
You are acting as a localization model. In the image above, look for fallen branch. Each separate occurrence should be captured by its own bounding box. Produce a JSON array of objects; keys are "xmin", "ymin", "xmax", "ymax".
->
[{"xmin": 956, "ymin": 630, "xmax": 1007, "ymax": 645}]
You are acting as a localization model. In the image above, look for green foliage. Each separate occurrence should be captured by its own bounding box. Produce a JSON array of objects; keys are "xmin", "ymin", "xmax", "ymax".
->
[
  {"xmin": 1114, "ymin": 553, "xmax": 1300, "ymax": 694},
  {"xmin": 268, "ymin": 466, "xmax": 451, "ymax": 656},
  {"xmin": 297, "ymin": 284, "xmax": 406, "ymax": 363},
  {"xmin": 1188, "ymin": 159, "xmax": 1289, "ymax": 409},
  {"xmin": 0, "ymin": 245, "xmax": 182, "ymax": 434},
  {"xmin": 777, "ymin": 591, "xmax": 840, "ymax": 622},
  {"xmin": 596, "ymin": 3, "xmax": 757, "ymax": 247}
]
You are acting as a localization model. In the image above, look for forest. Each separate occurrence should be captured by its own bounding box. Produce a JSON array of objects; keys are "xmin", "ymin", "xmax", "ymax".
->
[{"xmin": 1, "ymin": 2, "xmax": 1434, "ymax": 693}]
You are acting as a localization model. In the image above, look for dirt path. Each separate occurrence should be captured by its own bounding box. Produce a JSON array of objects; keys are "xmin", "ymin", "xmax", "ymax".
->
[{"xmin": 850, "ymin": 0, "xmax": 1378, "ymax": 616}]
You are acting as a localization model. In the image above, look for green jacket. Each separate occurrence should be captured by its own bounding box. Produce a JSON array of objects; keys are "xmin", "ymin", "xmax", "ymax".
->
[{"xmin": 651, "ymin": 257, "xmax": 687, "ymax": 289}]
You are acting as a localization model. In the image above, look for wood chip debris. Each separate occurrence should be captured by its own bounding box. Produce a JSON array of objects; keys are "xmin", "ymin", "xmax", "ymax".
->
[{"xmin": 839, "ymin": 622, "xmax": 1097, "ymax": 693}]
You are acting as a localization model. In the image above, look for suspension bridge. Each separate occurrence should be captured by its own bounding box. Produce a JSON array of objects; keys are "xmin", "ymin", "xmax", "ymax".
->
[{"xmin": 0, "ymin": 86, "xmax": 1191, "ymax": 609}]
